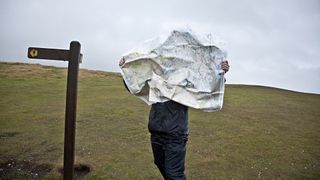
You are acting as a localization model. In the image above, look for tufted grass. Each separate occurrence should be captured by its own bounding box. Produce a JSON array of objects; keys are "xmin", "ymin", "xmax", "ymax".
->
[{"xmin": 0, "ymin": 62, "xmax": 319, "ymax": 179}]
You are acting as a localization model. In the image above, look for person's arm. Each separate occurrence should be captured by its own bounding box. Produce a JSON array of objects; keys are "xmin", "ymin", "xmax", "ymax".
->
[
  {"xmin": 221, "ymin": 60, "xmax": 229, "ymax": 82},
  {"xmin": 221, "ymin": 60, "xmax": 230, "ymax": 73}
]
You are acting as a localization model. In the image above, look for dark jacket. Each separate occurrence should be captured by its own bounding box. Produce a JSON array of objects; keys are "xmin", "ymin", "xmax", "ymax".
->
[
  {"xmin": 148, "ymin": 101, "xmax": 188, "ymax": 138},
  {"xmin": 123, "ymin": 80, "xmax": 188, "ymax": 137}
]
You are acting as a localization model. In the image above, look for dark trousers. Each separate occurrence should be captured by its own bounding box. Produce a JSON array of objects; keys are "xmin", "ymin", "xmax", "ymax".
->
[{"xmin": 151, "ymin": 134, "xmax": 187, "ymax": 180}]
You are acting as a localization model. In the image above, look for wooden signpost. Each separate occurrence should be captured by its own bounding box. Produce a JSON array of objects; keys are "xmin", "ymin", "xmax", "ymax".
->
[{"xmin": 28, "ymin": 41, "xmax": 82, "ymax": 180}]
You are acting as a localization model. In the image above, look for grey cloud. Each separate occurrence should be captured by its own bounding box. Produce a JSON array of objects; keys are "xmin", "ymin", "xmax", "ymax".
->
[{"xmin": 0, "ymin": 0, "xmax": 319, "ymax": 93}]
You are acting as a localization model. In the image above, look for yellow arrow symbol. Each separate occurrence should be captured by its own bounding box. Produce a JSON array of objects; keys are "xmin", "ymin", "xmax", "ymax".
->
[{"xmin": 30, "ymin": 49, "xmax": 38, "ymax": 57}]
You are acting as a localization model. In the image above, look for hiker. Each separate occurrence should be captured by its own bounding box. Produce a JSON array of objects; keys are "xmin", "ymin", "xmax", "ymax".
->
[{"xmin": 120, "ymin": 58, "xmax": 229, "ymax": 180}]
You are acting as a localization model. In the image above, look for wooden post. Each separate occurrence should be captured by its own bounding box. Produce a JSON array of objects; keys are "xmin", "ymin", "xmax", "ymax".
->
[
  {"xmin": 28, "ymin": 41, "xmax": 82, "ymax": 180},
  {"xmin": 63, "ymin": 41, "xmax": 81, "ymax": 180}
]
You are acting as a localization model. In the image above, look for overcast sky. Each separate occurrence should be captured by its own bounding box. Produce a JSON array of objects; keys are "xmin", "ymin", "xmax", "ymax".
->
[{"xmin": 1, "ymin": 0, "xmax": 319, "ymax": 94}]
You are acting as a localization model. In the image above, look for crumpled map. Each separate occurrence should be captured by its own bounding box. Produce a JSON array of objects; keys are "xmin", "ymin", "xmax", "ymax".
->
[{"xmin": 120, "ymin": 30, "xmax": 227, "ymax": 112}]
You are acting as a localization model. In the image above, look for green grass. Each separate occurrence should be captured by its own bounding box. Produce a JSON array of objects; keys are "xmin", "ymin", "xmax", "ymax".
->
[{"xmin": 0, "ymin": 62, "xmax": 320, "ymax": 179}]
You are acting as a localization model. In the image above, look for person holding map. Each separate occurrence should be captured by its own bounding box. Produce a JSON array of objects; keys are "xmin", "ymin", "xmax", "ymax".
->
[{"xmin": 119, "ymin": 30, "xmax": 229, "ymax": 179}]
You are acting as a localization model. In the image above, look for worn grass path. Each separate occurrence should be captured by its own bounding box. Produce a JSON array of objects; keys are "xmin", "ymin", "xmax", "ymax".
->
[{"xmin": 0, "ymin": 62, "xmax": 320, "ymax": 179}]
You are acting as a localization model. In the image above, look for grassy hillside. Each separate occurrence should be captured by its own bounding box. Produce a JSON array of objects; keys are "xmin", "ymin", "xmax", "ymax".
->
[{"xmin": 0, "ymin": 62, "xmax": 319, "ymax": 179}]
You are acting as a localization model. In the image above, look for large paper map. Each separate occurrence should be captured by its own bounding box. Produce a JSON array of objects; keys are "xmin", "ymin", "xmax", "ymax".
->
[{"xmin": 120, "ymin": 30, "xmax": 227, "ymax": 112}]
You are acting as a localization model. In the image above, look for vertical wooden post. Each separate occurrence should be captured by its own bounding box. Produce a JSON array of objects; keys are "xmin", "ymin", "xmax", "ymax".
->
[
  {"xmin": 63, "ymin": 41, "xmax": 81, "ymax": 180},
  {"xmin": 28, "ymin": 41, "xmax": 82, "ymax": 180}
]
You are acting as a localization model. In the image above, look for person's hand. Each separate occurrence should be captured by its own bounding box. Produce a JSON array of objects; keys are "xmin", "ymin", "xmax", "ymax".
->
[
  {"xmin": 221, "ymin": 60, "xmax": 230, "ymax": 73},
  {"xmin": 119, "ymin": 57, "xmax": 125, "ymax": 67}
]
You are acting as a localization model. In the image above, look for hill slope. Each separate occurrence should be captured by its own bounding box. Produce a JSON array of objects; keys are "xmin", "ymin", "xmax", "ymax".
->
[{"xmin": 0, "ymin": 62, "xmax": 319, "ymax": 179}]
